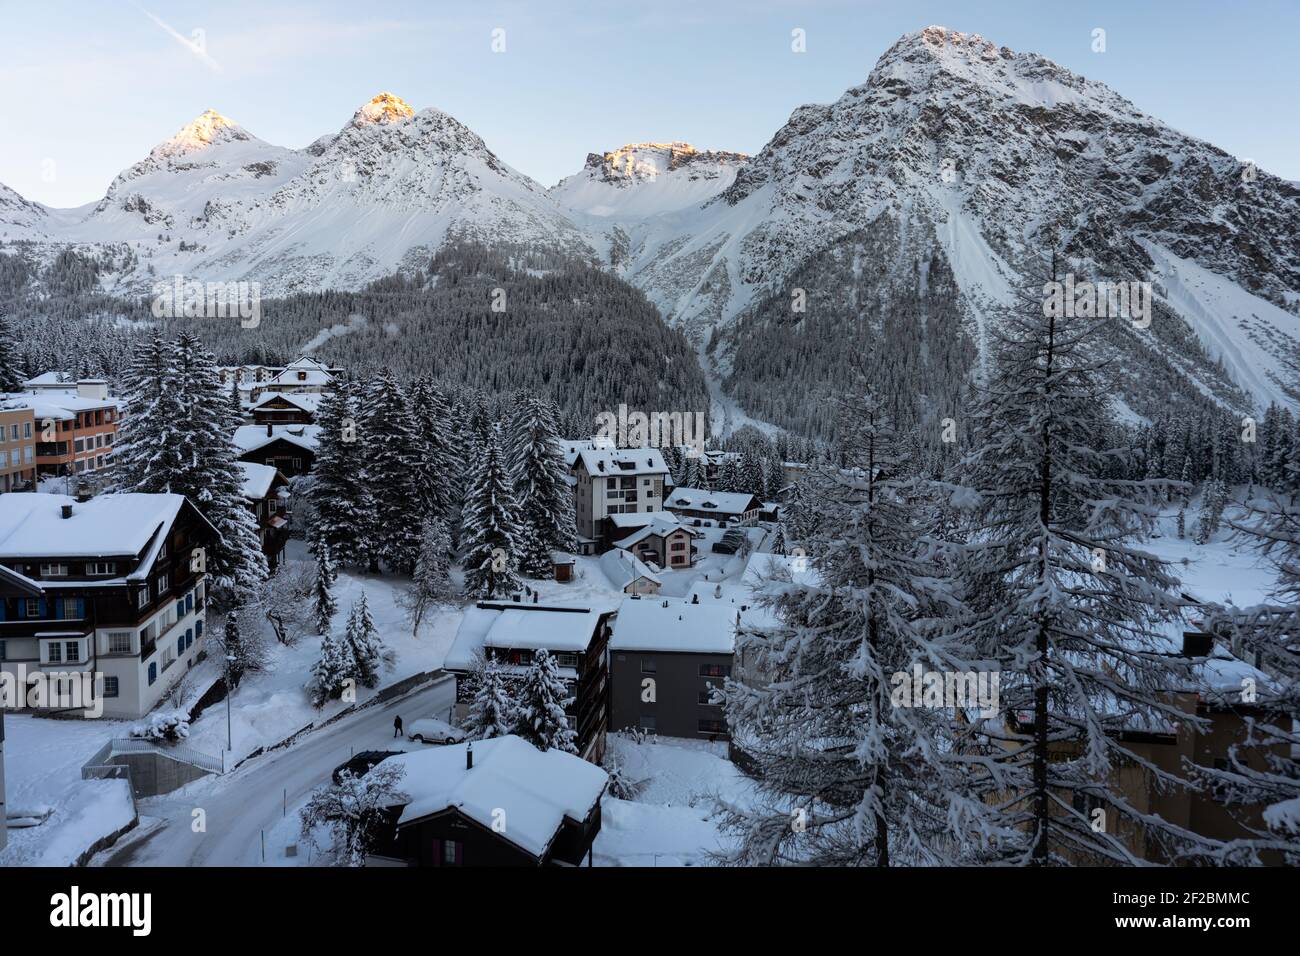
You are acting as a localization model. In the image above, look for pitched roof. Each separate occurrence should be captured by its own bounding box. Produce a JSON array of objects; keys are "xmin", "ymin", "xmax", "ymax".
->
[
  {"xmin": 233, "ymin": 424, "xmax": 321, "ymax": 454},
  {"xmin": 610, "ymin": 597, "xmax": 738, "ymax": 654},
  {"xmin": 443, "ymin": 601, "xmax": 613, "ymax": 671},
  {"xmin": 0, "ymin": 494, "xmax": 212, "ymax": 580},
  {"xmin": 665, "ymin": 486, "xmax": 762, "ymax": 516},
  {"xmin": 236, "ymin": 461, "xmax": 280, "ymax": 500},
  {"xmin": 384, "ymin": 736, "xmax": 608, "ymax": 858},
  {"xmin": 599, "ymin": 548, "xmax": 662, "ymax": 590},
  {"xmin": 568, "ymin": 442, "xmax": 669, "ymax": 478},
  {"xmin": 251, "ymin": 391, "xmax": 322, "ymax": 413}
]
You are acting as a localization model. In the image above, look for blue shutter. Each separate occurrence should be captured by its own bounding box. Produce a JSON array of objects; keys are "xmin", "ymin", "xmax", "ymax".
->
[
  {"xmin": 177, "ymin": 636, "xmax": 184, "ymax": 655},
  {"xmin": 148, "ymin": 662, "xmax": 157, "ymax": 685},
  {"xmin": 54, "ymin": 598, "xmax": 64, "ymax": 618},
  {"xmin": 196, "ymin": 619, "xmax": 203, "ymax": 638},
  {"xmin": 37, "ymin": 598, "xmax": 47, "ymax": 618}
]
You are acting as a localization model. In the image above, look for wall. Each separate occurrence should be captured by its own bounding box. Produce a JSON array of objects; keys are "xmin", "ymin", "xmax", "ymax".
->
[{"xmin": 609, "ymin": 648, "xmax": 732, "ymax": 740}]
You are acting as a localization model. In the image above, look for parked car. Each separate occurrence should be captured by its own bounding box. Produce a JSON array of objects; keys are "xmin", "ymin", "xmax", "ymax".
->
[
  {"xmin": 407, "ymin": 717, "xmax": 468, "ymax": 745},
  {"xmin": 331, "ymin": 750, "xmax": 402, "ymax": 784}
]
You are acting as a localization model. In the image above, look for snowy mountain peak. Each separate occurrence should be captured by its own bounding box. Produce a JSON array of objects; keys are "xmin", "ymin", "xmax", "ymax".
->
[
  {"xmin": 584, "ymin": 142, "xmax": 748, "ymax": 185},
  {"xmin": 152, "ymin": 109, "xmax": 249, "ymax": 159},
  {"xmin": 350, "ymin": 92, "xmax": 415, "ymax": 127}
]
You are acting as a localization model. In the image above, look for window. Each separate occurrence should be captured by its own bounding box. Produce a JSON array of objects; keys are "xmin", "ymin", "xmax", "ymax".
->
[
  {"xmin": 441, "ymin": 840, "xmax": 459, "ymax": 865},
  {"xmin": 74, "ymin": 438, "xmax": 85, "ymax": 453},
  {"xmin": 58, "ymin": 597, "xmax": 83, "ymax": 619},
  {"xmin": 553, "ymin": 652, "xmax": 578, "ymax": 668},
  {"xmin": 177, "ymin": 635, "xmax": 185, "ymax": 655},
  {"xmin": 148, "ymin": 662, "xmax": 157, "ymax": 685},
  {"xmin": 185, "ymin": 593, "xmax": 193, "ymax": 614},
  {"xmin": 698, "ymin": 719, "xmax": 727, "ymax": 735},
  {"xmin": 137, "ymin": 589, "xmax": 149, "ymax": 610},
  {"xmin": 641, "ymin": 657, "xmax": 657, "ymax": 674},
  {"xmin": 64, "ymin": 641, "xmax": 80, "ymax": 663},
  {"xmin": 698, "ymin": 663, "xmax": 731, "ymax": 679},
  {"xmin": 638, "ymin": 715, "xmax": 657, "ymax": 732},
  {"xmin": 157, "ymin": 573, "xmax": 169, "ymax": 595},
  {"xmin": 195, "ymin": 619, "xmax": 203, "ymax": 640},
  {"xmin": 103, "ymin": 676, "xmax": 119, "ymax": 698},
  {"xmin": 25, "ymin": 597, "xmax": 42, "ymax": 618},
  {"xmin": 47, "ymin": 642, "xmax": 62, "ymax": 664},
  {"xmin": 39, "ymin": 563, "xmax": 68, "ymax": 577},
  {"xmin": 175, "ymin": 599, "xmax": 185, "ymax": 619},
  {"xmin": 107, "ymin": 631, "xmax": 132, "ymax": 654},
  {"xmin": 185, "ymin": 628, "xmax": 193, "ymax": 650},
  {"xmin": 23, "ymin": 421, "xmax": 31, "ymax": 438},
  {"xmin": 90, "ymin": 562, "xmax": 117, "ymax": 576}
]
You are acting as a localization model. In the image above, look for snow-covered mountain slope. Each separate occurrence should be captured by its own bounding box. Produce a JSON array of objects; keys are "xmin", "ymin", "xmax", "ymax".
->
[
  {"xmin": 550, "ymin": 142, "xmax": 747, "ymax": 219},
  {"xmin": 614, "ymin": 26, "xmax": 1300, "ymax": 412},
  {"xmin": 1, "ymin": 94, "xmax": 597, "ymax": 296},
  {"xmin": 2, "ymin": 30, "xmax": 1298, "ymax": 414}
]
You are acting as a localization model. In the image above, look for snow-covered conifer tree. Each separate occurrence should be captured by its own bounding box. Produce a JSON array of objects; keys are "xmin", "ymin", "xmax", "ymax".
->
[
  {"xmin": 344, "ymin": 591, "xmax": 385, "ymax": 689},
  {"xmin": 313, "ymin": 536, "xmax": 338, "ymax": 637},
  {"xmin": 722, "ymin": 389, "xmax": 1009, "ymax": 866},
  {"xmin": 398, "ymin": 517, "xmax": 455, "ymax": 635},
  {"xmin": 309, "ymin": 382, "xmax": 377, "ymax": 568},
  {"xmin": 954, "ymin": 256, "xmax": 1202, "ymax": 865},
  {"xmin": 359, "ymin": 373, "xmax": 424, "ymax": 573},
  {"xmin": 506, "ymin": 395, "xmax": 577, "ymax": 577},
  {"xmin": 513, "ymin": 648, "xmax": 577, "ymax": 753},
  {"xmin": 460, "ymin": 428, "xmax": 522, "ymax": 598},
  {"xmin": 463, "ymin": 655, "xmax": 515, "ymax": 741}
]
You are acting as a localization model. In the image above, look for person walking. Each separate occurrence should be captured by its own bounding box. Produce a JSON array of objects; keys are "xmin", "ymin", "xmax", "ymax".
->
[{"xmin": 394, "ymin": 714, "xmax": 403, "ymax": 738}]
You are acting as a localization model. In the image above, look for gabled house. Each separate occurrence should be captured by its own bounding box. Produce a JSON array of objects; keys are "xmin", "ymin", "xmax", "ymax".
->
[
  {"xmin": 606, "ymin": 510, "xmax": 699, "ymax": 569},
  {"xmin": 367, "ymin": 736, "xmax": 608, "ymax": 867},
  {"xmin": 250, "ymin": 357, "xmax": 339, "ymax": 400},
  {"xmin": 237, "ymin": 462, "xmax": 291, "ymax": 570},
  {"xmin": 598, "ymin": 548, "xmax": 662, "ymax": 595},
  {"xmin": 233, "ymin": 423, "xmax": 320, "ymax": 477},
  {"xmin": 250, "ymin": 391, "xmax": 321, "ymax": 426},
  {"xmin": 443, "ymin": 600, "xmax": 618, "ymax": 763},
  {"xmin": 0, "ymin": 493, "xmax": 217, "ymax": 719}
]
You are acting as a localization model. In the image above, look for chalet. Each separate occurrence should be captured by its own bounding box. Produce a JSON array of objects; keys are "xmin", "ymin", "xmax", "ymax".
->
[
  {"xmin": 366, "ymin": 736, "xmax": 608, "ymax": 867},
  {"xmin": 233, "ymin": 423, "xmax": 320, "ymax": 477},
  {"xmin": 609, "ymin": 597, "xmax": 738, "ymax": 740},
  {"xmin": 250, "ymin": 391, "xmax": 321, "ymax": 426},
  {"xmin": 250, "ymin": 357, "xmax": 339, "ymax": 401},
  {"xmin": 665, "ymin": 487, "xmax": 763, "ymax": 527},
  {"xmin": 444, "ymin": 600, "xmax": 618, "ymax": 763},
  {"xmin": 0, "ymin": 493, "xmax": 217, "ymax": 720},
  {"xmin": 598, "ymin": 548, "xmax": 662, "ymax": 595},
  {"xmin": 562, "ymin": 440, "xmax": 672, "ymax": 554},
  {"xmin": 606, "ymin": 510, "xmax": 698, "ymax": 569},
  {"xmin": 237, "ymin": 462, "xmax": 291, "ymax": 570}
]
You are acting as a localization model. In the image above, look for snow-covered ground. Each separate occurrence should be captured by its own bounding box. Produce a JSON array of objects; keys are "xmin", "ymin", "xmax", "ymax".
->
[
  {"xmin": 184, "ymin": 546, "xmax": 462, "ymax": 763},
  {"xmin": 0, "ymin": 714, "xmax": 135, "ymax": 866}
]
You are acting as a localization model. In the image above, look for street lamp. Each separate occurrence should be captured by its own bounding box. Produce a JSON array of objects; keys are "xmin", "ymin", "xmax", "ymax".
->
[{"xmin": 224, "ymin": 653, "xmax": 237, "ymax": 753}]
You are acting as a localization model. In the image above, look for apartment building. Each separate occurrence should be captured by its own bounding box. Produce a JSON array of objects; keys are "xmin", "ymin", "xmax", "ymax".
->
[
  {"xmin": 0, "ymin": 403, "xmax": 37, "ymax": 492},
  {"xmin": 0, "ymin": 493, "xmax": 217, "ymax": 720},
  {"xmin": 5, "ymin": 380, "xmax": 120, "ymax": 481},
  {"xmin": 562, "ymin": 440, "xmax": 671, "ymax": 554}
]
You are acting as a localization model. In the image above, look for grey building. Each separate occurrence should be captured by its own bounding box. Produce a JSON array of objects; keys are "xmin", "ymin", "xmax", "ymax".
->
[{"xmin": 608, "ymin": 597, "xmax": 738, "ymax": 741}]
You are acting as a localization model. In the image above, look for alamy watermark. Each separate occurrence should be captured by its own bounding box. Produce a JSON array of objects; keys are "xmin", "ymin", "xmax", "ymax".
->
[
  {"xmin": 1, "ymin": 665, "xmax": 103, "ymax": 717},
  {"xmin": 151, "ymin": 274, "xmax": 261, "ymax": 328},
  {"xmin": 890, "ymin": 665, "xmax": 1000, "ymax": 718},
  {"xmin": 594, "ymin": 403, "xmax": 707, "ymax": 458},
  {"xmin": 1042, "ymin": 273, "xmax": 1151, "ymax": 329}
]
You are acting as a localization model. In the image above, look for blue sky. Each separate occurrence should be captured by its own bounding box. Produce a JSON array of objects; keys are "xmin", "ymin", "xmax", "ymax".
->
[{"xmin": 3, "ymin": 0, "xmax": 1296, "ymax": 207}]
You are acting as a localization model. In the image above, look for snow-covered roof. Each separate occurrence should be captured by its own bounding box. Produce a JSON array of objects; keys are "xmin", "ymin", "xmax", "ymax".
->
[
  {"xmin": 610, "ymin": 512, "xmax": 696, "ymax": 550},
  {"xmin": 264, "ymin": 361, "xmax": 334, "ymax": 388},
  {"xmin": 22, "ymin": 372, "xmax": 68, "ymax": 388},
  {"xmin": 0, "ymin": 493, "xmax": 187, "ymax": 563},
  {"xmin": 607, "ymin": 510, "xmax": 680, "ymax": 530},
  {"xmin": 236, "ymin": 461, "xmax": 280, "ymax": 500},
  {"xmin": 571, "ymin": 444, "xmax": 669, "ymax": 478},
  {"xmin": 384, "ymin": 736, "xmax": 607, "ymax": 858},
  {"xmin": 599, "ymin": 549, "xmax": 662, "ymax": 591},
  {"xmin": 610, "ymin": 597, "xmax": 738, "ymax": 654},
  {"xmin": 251, "ymin": 391, "xmax": 322, "ymax": 413},
  {"xmin": 233, "ymin": 424, "xmax": 321, "ymax": 454},
  {"xmin": 665, "ymin": 487, "xmax": 761, "ymax": 516},
  {"xmin": 444, "ymin": 602, "xmax": 612, "ymax": 670},
  {"xmin": 2, "ymin": 392, "xmax": 118, "ymax": 419}
]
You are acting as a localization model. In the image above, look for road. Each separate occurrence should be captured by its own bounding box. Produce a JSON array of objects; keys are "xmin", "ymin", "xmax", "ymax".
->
[{"xmin": 98, "ymin": 682, "xmax": 448, "ymax": 866}]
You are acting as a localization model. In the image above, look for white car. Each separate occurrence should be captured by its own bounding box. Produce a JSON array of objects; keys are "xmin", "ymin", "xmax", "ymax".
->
[{"xmin": 407, "ymin": 717, "xmax": 467, "ymax": 745}]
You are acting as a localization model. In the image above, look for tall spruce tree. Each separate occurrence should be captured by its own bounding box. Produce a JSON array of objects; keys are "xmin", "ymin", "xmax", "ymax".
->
[
  {"xmin": 506, "ymin": 395, "xmax": 577, "ymax": 577},
  {"xmin": 359, "ymin": 373, "xmax": 424, "ymax": 573},
  {"xmin": 308, "ymin": 381, "xmax": 376, "ymax": 568},
  {"xmin": 722, "ymin": 390, "xmax": 1011, "ymax": 865},
  {"xmin": 460, "ymin": 427, "xmax": 522, "ymax": 599},
  {"xmin": 464, "ymin": 655, "xmax": 515, "ymax": 741},
  {"xmin": 313, "ymin": 535, "xmax": 338, "ymax": 637},
  {"xmin": 954, "ymin": 256, "xmax": 1204, "ymax": 865},
  {"xmin": 344, "ymin": 591, "xmax": 384, "ymax": 689},
  {"xmin": 115, "ymin": 334, "xmax": 186, "ymax": 493},
  {"xmin": 513, "ymin": 648, "xmax": 577, "ymax": 753},
  {"xmin": 408, "ymin": 376, "xmax": 457, "ymax": 522}
]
